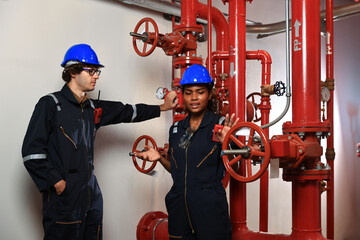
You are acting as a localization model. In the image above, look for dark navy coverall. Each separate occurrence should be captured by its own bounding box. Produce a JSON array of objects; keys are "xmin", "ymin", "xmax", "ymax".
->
[
  {"xmin": 166, "ymin": 111, "xmax": 232, "ymax": 240},
  {"xmin": 22, "ymin": 84, "xmax": 161, "ymax": 240}
]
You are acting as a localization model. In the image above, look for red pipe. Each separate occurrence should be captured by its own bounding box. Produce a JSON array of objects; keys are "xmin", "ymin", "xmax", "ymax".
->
[
  {"xmin": 228, "ymin": 0, "xmax": 247, "ymax": 238},
  {"xmin": 246, "ymin": 50, "xmax": 272, "ymax": 232},
  {"xmin": 292, "ymin": 0, "xmax": 321, "ymax": 124},
  {"xmin": 207, "ymin": 0, "xmax": 212, "ymax": 72},
  {"xmin": 196, "ymin": 1, "xmax": 229, "ymax": 89},
  {"xmin": 325, "ymin": 0, "xmax": 335, "ymax": 238}
]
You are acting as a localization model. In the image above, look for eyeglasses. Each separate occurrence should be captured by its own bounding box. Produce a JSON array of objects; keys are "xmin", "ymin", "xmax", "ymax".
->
[
  {"xmin": 179, "ymin": 128, "xmax": 196, "ymax": 149},
  {"xmin": 82, "ymin": 68, "xmax": 101, "ymax": 76}
]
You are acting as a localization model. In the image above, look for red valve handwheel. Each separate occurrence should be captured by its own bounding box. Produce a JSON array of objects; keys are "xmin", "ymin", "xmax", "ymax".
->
[
  {"xmin": 132, "ymin": 17, "xmax": 159, "ymax": 57},
  {"xmin": 222, "ymin": 122, "xmax": 270, "ymax": 183},
  {"xmin": 246, "ymin": 92, "xmax": 261, "ymax": 122},
  {"xmin": 132, "ymin": 135, "xmax": 158, "ymax": 174}
]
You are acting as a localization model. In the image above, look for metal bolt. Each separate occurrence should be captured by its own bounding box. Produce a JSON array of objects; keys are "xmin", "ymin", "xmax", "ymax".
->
[
  {"xmin": 300, "ymin": 164, "xmax": 305, "ymax": 170},
  {"xmin": 315, "ymin": 164, "xmax": 322, "ymax": 170},
  {"xmin": 178, "ymin": 39, "xmax": 181, "ymax": 43},
  {"xmin": 198, "ymin": 33, "xmax": 204, "ymax": 38},
  {"xmin": 288, "ymin": 136, "xmax": 292, "ymax": 140},
  {"xmin": 316, "ymin": 132, "xmax": 322, "ymax": 138},
  {"xmin": 181, "ymin": 31, "xmax": 186, "ymax": 36},
  {"xmin": 192, "ymin": 31, "xmax": 197, "ymax": 36},
  {"xmin": 325, "ymin": 164, "xmax": 331, "ymax": 170},
  {"xmin": 192, "ymin": 54, "xmax": 196, "ymax": 57},
  {"xmin": 299, "ymin": 149, "xmax": 303, "ymax": 154}
]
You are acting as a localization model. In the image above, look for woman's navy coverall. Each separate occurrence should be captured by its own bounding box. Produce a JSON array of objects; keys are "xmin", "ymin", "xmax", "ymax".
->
[
  {"xmin": 166, "ymin": 111, "xmax": 232, "ymax": 240},
  {"xmin": 22, "ymin": 84, "xmax": 161, "ymax": 240}
]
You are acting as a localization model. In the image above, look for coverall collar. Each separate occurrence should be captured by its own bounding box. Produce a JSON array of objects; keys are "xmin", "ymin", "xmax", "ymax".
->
[
  {"xmin": 61, "ymin": 84, "xmax": 91, "ymax": 107},
  {"xmin": 180, "ymin": 111, "xmax": 213, "ymax": 131}
]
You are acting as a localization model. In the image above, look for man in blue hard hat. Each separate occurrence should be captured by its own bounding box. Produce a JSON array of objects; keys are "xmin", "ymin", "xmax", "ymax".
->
[{"xmin": 22, "ymin": 43, "xmax": 178, "ymax": 240}]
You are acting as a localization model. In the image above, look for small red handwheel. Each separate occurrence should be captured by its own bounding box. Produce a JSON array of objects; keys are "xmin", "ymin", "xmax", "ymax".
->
[
  {"xmin": 246, "ymin": 92, "xmax": 261, "ymax": 122},
  {"xmin": 132, "ymin": 17, "xmax": 159, "ymax": 57},
  {"xmin": 132, "ymin": 135, "xmax": 158, "ymax": 174},
  {"xmin": 222, "ymin": 122, "xmax": 270, "ymax": 183}
]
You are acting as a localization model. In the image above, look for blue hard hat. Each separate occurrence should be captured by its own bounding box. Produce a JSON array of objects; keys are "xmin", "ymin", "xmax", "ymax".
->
[
  {"xmin": 61, "ymin": 44, "xmax": 104, "ymax": 68},
  {"xmin": 180, "ymin": 64, "xmax": 213, "ymax": 85}
]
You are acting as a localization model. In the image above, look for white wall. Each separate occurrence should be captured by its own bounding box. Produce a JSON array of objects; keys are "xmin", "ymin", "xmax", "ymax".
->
[{"xmin": 0, "ymin": 0, "xmax": 359, "ymax": 239}]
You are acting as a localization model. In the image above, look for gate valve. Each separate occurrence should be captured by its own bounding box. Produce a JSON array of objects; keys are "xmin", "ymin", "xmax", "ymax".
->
[
  {"xmin": 221, "ymin": 122, "xmax": 271, "ymax": 183},
  {"xmin": 130, "ymin": 135, "xmax": 158, "ymax": 174},
  {"xmin": 216, "ymin": 88, "xmax": 227, "ymax": 101},
  {"xmin": 130, "ymin": 135, "xmax": 170, "ymax": 174},
  {"xmin": 273, "ymin": 81, "xmax": 286, "ymax": 96},
  {"xmin": 130, "ymin": 17, "xmax": 159, "ymax": 57}
]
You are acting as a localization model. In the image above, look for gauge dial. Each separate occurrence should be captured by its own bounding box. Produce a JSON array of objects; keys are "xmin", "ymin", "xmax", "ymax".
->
[
  {"xmin": 156, "ymin": 87, "xmax": 166, "ymax": 100},
  {"xmin": 321, "ymin": 87, "xmax": 331, "ymax": 102}
]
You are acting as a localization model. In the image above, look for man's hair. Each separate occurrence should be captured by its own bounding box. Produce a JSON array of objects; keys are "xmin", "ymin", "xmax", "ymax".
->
[{"xmin": 62, "ymin": 62, "xmax": 99, "ymax": 83}]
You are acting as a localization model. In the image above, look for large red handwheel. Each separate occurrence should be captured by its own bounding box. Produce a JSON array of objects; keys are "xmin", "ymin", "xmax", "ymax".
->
[
  {"xmin": 132, "ymin": 17, "xmax": 159, "ymax": 57},
  {"xmin": 132, "ymin": 135, "xmax": 158, "ymax": 174},
  {"xmin": 222, "ymin": 122, "xmax": 270, "ymax": 183},
  {"xmin": 246, "ymin": 92, "xmax": 261, "ymax": 122}
]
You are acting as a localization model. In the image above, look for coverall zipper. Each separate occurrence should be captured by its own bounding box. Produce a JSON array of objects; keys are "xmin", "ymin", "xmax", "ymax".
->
[
  {"xmin": 184, "ymin": 143, "xmax": 195, "ymax": 234},
  {"xmin": 81, "ymin": 106, "xmax": 91, "ymax": 210},
  {"xmin": 196, "ymin": 145, "xmax": 217, "ymax": 167},
  {"xmin": 60, "ymin": 126, "xmax": 78, "ymax": 149}
]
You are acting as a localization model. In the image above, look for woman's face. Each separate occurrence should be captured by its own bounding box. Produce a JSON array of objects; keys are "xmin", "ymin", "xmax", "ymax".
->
[{"xmin": 183, "ymin": 84, "xmax": 211, "ymax": 115}]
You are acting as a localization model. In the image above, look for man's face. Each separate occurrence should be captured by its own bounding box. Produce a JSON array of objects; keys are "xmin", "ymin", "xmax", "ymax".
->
[{"xmin": 72, "ymin": 68, "xmax": 100, "ymax": 92}]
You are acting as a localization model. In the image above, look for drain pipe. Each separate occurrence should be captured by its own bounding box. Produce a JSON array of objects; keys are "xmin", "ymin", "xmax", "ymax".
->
[
  {"xmin": 260, "ymin": 0, "xmax": 291, "ymax": 129},
  {"xmin": 252, "ymin": 2, "xmax": 360, "ymax": 38}
]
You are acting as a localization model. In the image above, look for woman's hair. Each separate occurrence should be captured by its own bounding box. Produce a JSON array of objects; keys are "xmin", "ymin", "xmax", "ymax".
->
[
  {"xmin": 62, "ymin": 63, "xmax": 99, "ymax": 83},
  {"xmin": 182, "ymin": 83, "xmax": 218, "ymax": 113}
]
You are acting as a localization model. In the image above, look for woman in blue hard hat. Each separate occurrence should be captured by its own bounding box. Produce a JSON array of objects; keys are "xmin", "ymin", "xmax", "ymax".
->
[
  {"xmin": 22, "ymin": 43, "xmax": 178, "ymax": 240},
  {"xmin": 136, "ymin": 64, "xmax": 238, "ymax": 240}
]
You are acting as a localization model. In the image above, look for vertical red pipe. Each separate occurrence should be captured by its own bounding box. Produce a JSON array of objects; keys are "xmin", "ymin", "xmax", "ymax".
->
[
  {"xmin": 291, "ymin": 0, "xmax": 327, "ymax": 239},
  {"xmin": 196, "ymin": 1, "xmax": 229, "ymax": 89},
  {"xmin": 291, "ymin": 180, "xmax": 326, "ymax": 239},
  {"xmin": 292, "ymin": 0, "xmax": 321, "ymax": 124},
  {"xmin": 228, "ymin": 0, "xmax": 247, "ymax": 236},
  {"xmin": 325, "ymin": 0, "xmax": 335, "ymax": 238},
  {"xmin": 207, "ymin": 0, "xmax": 212, "ymax": 72},
  {"xmin": 246, "ymin": 50, "xmax": 272, "ymax": 232}
]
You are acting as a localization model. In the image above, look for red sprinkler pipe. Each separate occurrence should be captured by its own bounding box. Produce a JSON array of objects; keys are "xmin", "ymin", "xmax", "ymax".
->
[
  {"xmin": 246, "ymin": 50, "xmax": 272, "ymax": 232},
  {"xmin": 285, "ymin": 0, "xmax": 328, "ymax": 239},
  {"xmin": 292, "ymin": 0, "xmax": 321, "ymax": 124},
  {"xmin": 325, "ymin": 0, "xmax": 335, "ymax": 238},
  {"xmin": 207, "ymin": 0, "xmax": 212, "ymax": 73},
  {"xmin": 196, "ymin": 0, "xmax": 229, "ymax": 90},
  {"xmin": 228, "ymin": 0, "xmax": 248, "ymax": 238}
]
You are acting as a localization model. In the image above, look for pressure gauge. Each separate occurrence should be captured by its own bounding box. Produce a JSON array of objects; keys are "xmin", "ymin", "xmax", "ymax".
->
[
  {"xmin": 321, "ymin": 87, "xmax": 331, "ymax": 102},
  {"xmin": 156, "ymin": 87, "xmax": 166, "ymax": 100}
]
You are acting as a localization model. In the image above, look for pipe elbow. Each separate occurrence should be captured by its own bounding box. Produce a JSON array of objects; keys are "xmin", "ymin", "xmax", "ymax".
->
[{"xmin": 257, "ymin": 50, "xmax": 272, "ymax": 64}]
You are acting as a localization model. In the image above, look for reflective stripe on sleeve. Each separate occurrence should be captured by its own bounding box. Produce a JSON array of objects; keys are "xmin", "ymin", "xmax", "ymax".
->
[
  {"xmin": 131, "ymin": 105, "xmax": 137, "ymax": 122},
  {"xmin": 47, "ymin": 93, "xmax": 61, "ymax": 111},
  {"xmin": 89, "ymin": 99, "xmax": 95, "ymax": 109},
  {"xmin": 23, "ymin": 154, "xmax": 47, "ymax": 162}
]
